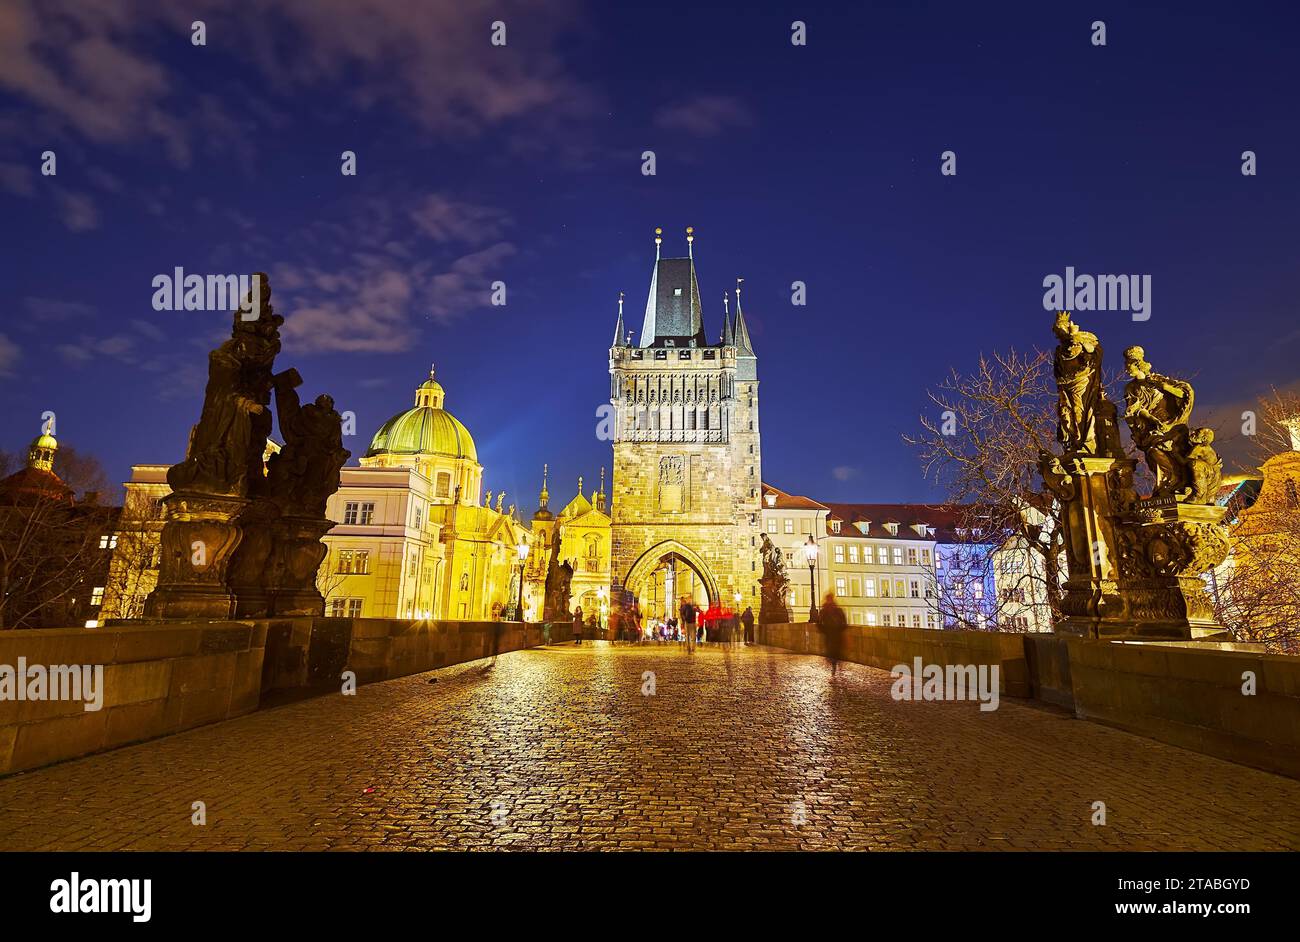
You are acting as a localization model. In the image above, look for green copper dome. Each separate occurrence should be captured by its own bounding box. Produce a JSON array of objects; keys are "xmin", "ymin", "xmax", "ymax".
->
[{"xmin": 364, "ymin": 368, "xmax": 478, "ymax": 462}]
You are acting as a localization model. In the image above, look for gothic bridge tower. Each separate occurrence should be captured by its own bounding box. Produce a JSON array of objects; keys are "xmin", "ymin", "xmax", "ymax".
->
[{"xmin": 608, "ymin": 227, "xmax": 761, "ymax": 620}]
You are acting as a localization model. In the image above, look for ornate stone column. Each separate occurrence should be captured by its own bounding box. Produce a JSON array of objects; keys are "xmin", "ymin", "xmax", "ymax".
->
[
  {"xmin": 143, "ymin": 493, "xmax": 245, "ymax": 619},
  {"xmin": 1112, "ymin": 499, "xmax": 1231, "ymax": 638},
  {"xmin": 1048, "ymin": 455, "xmax": 1143, "ymax": 637},
  {"xmin": 268, "ymin": 516, "xmax": 334, "ymax": 616}
]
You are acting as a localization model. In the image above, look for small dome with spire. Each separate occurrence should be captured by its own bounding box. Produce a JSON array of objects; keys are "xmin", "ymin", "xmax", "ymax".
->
[
  {"xmin": 0, "ymin": 428, "xmax": 72, "ymax": 505},
  {"xmin": 533, "ymin": 464, "xmax": 554, "ymax": 521}
]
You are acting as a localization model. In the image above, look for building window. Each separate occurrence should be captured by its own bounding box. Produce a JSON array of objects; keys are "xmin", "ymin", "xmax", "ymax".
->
[
  {"xmin": 359, "ymin": 502, "xmax": 375, "ymax": 525},
  {"xmin": 337, "ymin": 550, "xmax": 370, "ymax": 575},
  {"xmin": 343, "ymin": 502, "xmax": 359, "ymax": 525},
  {"xmin": 921, "ymin": 548, "xmax": 931, "ymax": 566},
  {"xmin": 848, "ymin": 545, "xmax": 859, "ymax": 564},
  {"xmin": 880, "ymin": 580, "xmax": 891, "ymax": 598},
  {"xmin": 865, "ymin": 578, "xmax": 876, "ymax": 597},
  {"xmin": 90, "ymin": 586, "xmax": 104, "ymax": 606},
  {"xmin": 867, "ymin": 612, "xmax": 877, "ymax": 626},
  {"xmin": 879, "ymin": 546, "xmax": 889, "ymax": 564},
  {"xmin": 907, "ymin": 547, "xmax": 918, "ymax": 565},
  {"xmin": 863, "ymin": 546, "xmax": 874, "ymax": 565},
  {"xmin": 912, "ymin": 614, "xmax": 922, "ymax": 628},
  {"xmin": 348, "ymin": 599, "xmax": 363, "ymax": 618},
  {"xmin": 830, "ymin": 520, "xmax": 841, "ymax": 534},
  {"xmin": 892, "ymin": 547, "xmax": 903, "ymax": 565},
  {"xmin": 927, "ymin": 614, "xmax": 937, "ymax": 629},
  {"xmin": 895, "ymin": 580, "xmax": 905, "ymax": 598},
  {"xmin": 99, "ymin": 534, "xmax": 117, "ymax": 550},
  {"xmin": 784, "ymin": 519, "xmax": 794, "ymax": 534},
  {"xmin": 413, "ymin": 506, "xmax": 423, "ymax": 529},
  {"xmin": 436, "ymin": 472, "xmax": 451, "ymax": 498},
  {"xmin": 835, "ymin": 577, "xmax": 846, "ymax": 596},
  {"xmin": 882, "ymin": 613, "xmax": 891, "ymax": 627},
  {"xmin": 834, "ymin": 545, "xmax": 844, "ymax": 564},
  {"xmin": 910, "ymin": 580, "xmax": 919, "ymax": 598},
  {"xmin": 767, "ymin": 518, "xmax": 778, "ymax": 534},
  {"xmin": 973, "ymin": 582, "xmax": 984, "ymax": 600}
]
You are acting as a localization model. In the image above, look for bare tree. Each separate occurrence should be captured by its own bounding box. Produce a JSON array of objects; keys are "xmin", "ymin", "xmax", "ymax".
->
[
  {"xmin": 904, "ymin": 349, "xmax": 1068, "ymax": 626},
  {"xmin": 0, "ymin": 493, "xmax": 110, "ymax": 629}
]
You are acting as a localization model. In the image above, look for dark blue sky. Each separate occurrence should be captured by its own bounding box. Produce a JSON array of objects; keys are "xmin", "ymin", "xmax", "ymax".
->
[{"xmin": 2, "ymin": 0, "xmax": 1297, "ymax": 507}]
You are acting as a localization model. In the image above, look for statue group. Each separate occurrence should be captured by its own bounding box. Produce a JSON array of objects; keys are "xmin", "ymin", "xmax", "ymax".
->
[
  {"xmin": 1040, "ymin": 311, "xmax": 1228, "ymax": 638},
  {"xmin": 145, "ymin": 274, "xmax": 350, "ymax": 619},
  {"xmin": 758, "ymin": 532, "xmax": 791, "ymax": 624}
]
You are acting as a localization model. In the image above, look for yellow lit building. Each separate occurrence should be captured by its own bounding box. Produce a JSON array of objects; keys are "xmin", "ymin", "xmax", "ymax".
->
[{"xmin": 523, "ymin": 466, "xmax": 612, "ymax": 623}]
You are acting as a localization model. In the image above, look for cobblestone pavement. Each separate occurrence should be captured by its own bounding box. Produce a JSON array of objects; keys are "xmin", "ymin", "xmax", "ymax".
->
[{"xmin": 2, "ymin": 642, "xmax": 1299, "ymax": 851}]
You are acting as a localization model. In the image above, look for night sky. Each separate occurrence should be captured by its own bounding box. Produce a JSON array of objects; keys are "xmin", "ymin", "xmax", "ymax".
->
[{"xmin": 2, "ymin": 0, "xmax": 1297, "ymax": 508}]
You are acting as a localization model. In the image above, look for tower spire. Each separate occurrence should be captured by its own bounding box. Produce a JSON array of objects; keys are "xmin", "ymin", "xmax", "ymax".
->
[
  {"xmin": 686, "ymin": 225, "xmax": 694, "ymax": 259},
  {"xmin": 721, "ymin": 292, "xmax": 734, "ymax": 345},
  {"xmin": 654, "ymin": 226, "xmax": 662, "ymax": 260},
  {"xmin": 612, "ymin": 291, "xmax": 627, "ymax": 347},
  {"xmin": 733, "ymin": 277, "xmax": 754, "ymax": 355},
  {"xmin": 538, "ymin": 463, "xmax": 550, "ymax": 510}
]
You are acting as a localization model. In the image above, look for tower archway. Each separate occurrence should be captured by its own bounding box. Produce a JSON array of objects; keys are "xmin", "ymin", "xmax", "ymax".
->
[{"xmin": 624, "ymin": 540, "xmax": 718, "ymax": 621}]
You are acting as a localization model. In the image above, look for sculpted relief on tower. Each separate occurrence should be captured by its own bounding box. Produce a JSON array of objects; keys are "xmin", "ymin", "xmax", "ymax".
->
[{"xmin": 657, "ymin": 455, "xmax": 687, "ymax": 513}]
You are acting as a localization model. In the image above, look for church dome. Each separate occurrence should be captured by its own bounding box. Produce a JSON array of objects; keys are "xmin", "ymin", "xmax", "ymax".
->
[{"xmin": 364, "ymin": 368, "xmax": 478, "ymax": 462}]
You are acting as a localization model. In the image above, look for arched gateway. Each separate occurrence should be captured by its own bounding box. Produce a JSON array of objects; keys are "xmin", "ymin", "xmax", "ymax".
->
[{"xmin": 623, "ymin": 540, "xmax": 718, "ymax": 620}]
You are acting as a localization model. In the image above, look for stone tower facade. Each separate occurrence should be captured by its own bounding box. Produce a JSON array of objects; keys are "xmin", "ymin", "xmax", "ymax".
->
[{"xmin": 608, "ymin": 228, "xmax": 762, "ymax": 618}]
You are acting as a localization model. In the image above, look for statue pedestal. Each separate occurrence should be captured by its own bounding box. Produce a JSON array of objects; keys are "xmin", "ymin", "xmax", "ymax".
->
[
  {"xmin": 268, "ymin": 516, "xmax": 333, "ymax": 616},
  {"xmin": 144, "ymin": 493, "xmax": 246, "ymax": 619},
  {"xmin": 1052, "ymin": 456, "xmax": 1137, "ymax": 638},
  {"xmin": 227, "ymin": 499, "xmax": 279, "ymax": 618},
  {"xmin": 1109, "ymin": 500, "xmax": 1231, "ymax": 640}
]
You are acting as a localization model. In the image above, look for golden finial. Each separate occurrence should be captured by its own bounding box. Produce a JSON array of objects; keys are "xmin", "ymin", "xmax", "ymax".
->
[
  {"xmin": 722, "ymin": 292, "xmax": 729, "ymax": 315},
  {"xmin": 686, "ymin": 225, "xmax": 694, "ymax": 258},
  {"xmin": 618, "ymin": 291, "xmax": 624, "ymax": 316},
  {"xmin": 654, "ymin": 227, "xmax": 662, "ymax": 259}
]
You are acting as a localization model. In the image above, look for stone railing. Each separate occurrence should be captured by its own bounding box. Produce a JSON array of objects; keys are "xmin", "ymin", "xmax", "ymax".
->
[
  {"xmin": 1, "ymin": 622, "xmax": 266, "ymax": 775},
  {"xmin": 758, "ymin": 623, "xmax": 1300, "ymax": 779},
  {"xmin": 2, "ymin": 617, "xmax": 570, "ymax": 776}
]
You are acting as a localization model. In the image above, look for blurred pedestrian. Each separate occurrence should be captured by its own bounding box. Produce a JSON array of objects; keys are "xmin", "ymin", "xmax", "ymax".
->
[
  {"xmin": 742, "ymin": 606, "xmax": 755, "ymax": 645},
  {"xmin": 573, "ymin": 605, "xmax": 583, "ymax": 645},
  {"xmin": 818, "ymin": 593, "xmax": 847, "ymax": 677}
]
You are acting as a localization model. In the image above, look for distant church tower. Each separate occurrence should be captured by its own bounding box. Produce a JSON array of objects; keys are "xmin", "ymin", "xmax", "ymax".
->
[{"xmin": 608, "ymin": 227, "xmax": 761, "ymax": 618}]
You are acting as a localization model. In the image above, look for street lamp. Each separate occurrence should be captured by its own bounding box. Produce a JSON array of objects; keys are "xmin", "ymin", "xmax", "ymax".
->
[
  {"xmin": 514, "ymin": 539, "xmax": 529, "ymax": 621},
  {"xmin": 805, "ymin": 536, "xmax": 820, "ymax": 623}
]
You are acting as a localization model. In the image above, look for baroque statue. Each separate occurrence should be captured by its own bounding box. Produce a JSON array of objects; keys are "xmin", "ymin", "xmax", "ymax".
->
[
  {"xmin": 146, "ymin": 273, "xmax": 348, "ymax": 620},
  {"xmin": 264, "ymin": 368, "xmax": 351, "ymax": 519},
  {"xmin": 1039, "ymin": 311, "xmax": 1231, "ymax": 640},
  {"xmin": 758, "ymin": 532, "xmax": 791, "ymax": 624},
  {"xmin": 1051, "ymin": 311, "xmax": 1122, "ymax": 456},
  {"xmin": 167, "ymin": 273, "xmax": 281, "ymax": 498},
  {"xmin": 1122, "ymin": 345, "xmax": 1215, "ymax": 503}
]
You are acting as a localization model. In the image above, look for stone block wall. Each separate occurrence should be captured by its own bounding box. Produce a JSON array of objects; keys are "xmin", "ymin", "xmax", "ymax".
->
[
  {"xmin": 0, "ymin": 621, "xmax": 266, "ymax": 775},
  {"xmin": 757, "ymin": 623, "xmax": 1300, "ymax": 779}
]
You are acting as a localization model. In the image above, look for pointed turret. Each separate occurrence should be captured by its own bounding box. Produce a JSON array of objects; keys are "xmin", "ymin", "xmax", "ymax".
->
[
  {"xmin": 612, "ymin": 292, "xmax": 627, "ymax": 347},
  {"xmin": 595, "ymin": 467, "xmax": 607, "ymax": 513},
  {"xmin": 732, "ymin": 277, "xmax": 754, "ymax": 355},
  {"xmin": 720, "ymin": 292, "xmax": 734, "ymax": 345}
]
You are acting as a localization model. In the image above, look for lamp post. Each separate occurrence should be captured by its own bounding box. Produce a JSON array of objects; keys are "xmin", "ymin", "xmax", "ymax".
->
[
  {"xmin": 805, "ymin": 536, "xmax": 820, "ymax": 623},
  {"xmin": 514, "ymin": 539, "xmax": 529, "ymax": 621}
]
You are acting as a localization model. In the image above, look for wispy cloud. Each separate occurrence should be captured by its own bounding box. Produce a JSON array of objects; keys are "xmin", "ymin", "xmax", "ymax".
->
[
  {"xmin": 55, "ymin": 189, "xmax": 98, "ymax": 231},
  {"xmin": 0, "ymin": 333, "xmax": 20, "ymax": 377},
  {"xmin": 654, "ymin": 95, "xmax": 755, "ymax": 137}
]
